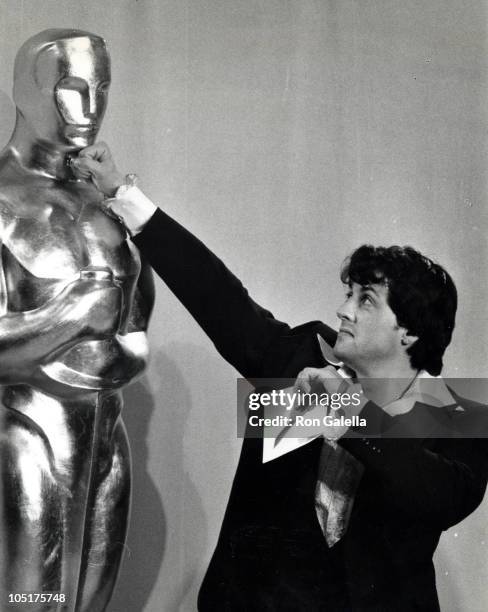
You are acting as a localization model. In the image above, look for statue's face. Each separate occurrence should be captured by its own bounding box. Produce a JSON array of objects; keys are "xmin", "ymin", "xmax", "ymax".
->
[
  {"xmin": 18, "ymin": 36, "xmax": 111, "ymax": 150},
  {"xmin": 53, "ymin": 37, "xmax": 110, "ymax": 148}
]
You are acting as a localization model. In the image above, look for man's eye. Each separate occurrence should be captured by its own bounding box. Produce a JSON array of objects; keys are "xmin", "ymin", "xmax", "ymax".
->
[{"xmin": 360, "ymin": 295, "xmax": 373, "ymax": 305}]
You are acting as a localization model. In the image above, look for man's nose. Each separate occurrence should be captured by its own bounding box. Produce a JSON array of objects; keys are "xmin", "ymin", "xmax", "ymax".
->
[{"xmin": 336, "ymin": 300, "xmax": 355, "ymax": 322}]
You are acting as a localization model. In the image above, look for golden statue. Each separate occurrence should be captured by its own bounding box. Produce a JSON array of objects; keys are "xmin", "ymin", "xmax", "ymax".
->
[{"xmin": 0, "ymin": 29, "xmax": 153, "ymax": 611}]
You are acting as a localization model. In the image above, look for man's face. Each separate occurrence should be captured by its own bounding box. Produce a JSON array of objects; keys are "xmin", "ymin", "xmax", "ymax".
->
[{"xmin": 333, "ymin": 281, "xmax": 405, "ymax": 374}]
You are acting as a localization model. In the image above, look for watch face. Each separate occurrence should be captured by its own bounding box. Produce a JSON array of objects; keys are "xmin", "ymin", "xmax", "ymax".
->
[{"xmin": 125, "ymin": 173, "xmax": 138, "ymax": 187}]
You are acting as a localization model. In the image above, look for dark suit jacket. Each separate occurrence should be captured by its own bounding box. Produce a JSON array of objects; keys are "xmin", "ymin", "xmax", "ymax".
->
[{"xmin": 133, "ymin": 209, "xmax": 488, "ymax": 611}]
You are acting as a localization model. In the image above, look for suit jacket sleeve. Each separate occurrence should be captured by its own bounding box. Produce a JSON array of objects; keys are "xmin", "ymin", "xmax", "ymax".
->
[
  {"xmin": 339, "ymin": 401, "xmax": 488, "ymax": 529},
  {"xmin": 132, "ymin": 208, "xmax": 290, "ymax": 378}
]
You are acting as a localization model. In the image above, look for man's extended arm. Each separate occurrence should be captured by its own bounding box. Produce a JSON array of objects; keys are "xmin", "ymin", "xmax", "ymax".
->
[
  {"xmin": 132, "ymin": 207, "xmax": 291, "ymax": 377},
  {"xmin": 73, "ymin": 143, "xmax": 290, "ymax": 378}
]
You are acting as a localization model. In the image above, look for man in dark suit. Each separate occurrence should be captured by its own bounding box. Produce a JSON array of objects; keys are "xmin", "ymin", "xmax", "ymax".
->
[{"xmin": 73, "ymin": 143, "xmax": 488, "ymax": 611}]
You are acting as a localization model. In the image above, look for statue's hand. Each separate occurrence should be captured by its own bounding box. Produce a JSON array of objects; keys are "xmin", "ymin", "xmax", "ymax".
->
[{"xmin": 71, "ymin": 142, "xmax": 125, "ymax": 197}]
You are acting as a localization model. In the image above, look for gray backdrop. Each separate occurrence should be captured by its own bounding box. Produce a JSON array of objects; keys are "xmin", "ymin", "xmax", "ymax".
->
[{"xmin": 0, "ymin": 1, "xmax": 487, "ymax": 611}]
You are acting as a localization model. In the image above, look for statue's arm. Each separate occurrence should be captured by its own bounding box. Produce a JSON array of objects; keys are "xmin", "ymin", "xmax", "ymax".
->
[
  {"xmin": 102, "ymin": 258, "xmax": 155, "ymax": 384},
  {"xmin": 0, "ymin": 241, "xmax": 121, "ymax": 385}
]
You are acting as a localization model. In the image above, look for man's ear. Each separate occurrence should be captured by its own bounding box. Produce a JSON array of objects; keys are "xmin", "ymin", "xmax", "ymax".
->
[{"xmin": 400, "ymin": 329, "xmax": 418, "ymax": 348}]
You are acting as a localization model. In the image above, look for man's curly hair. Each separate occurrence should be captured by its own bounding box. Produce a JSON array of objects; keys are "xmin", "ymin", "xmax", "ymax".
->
[{"xmin": 340, "ymin": 245, "xmax": 457, "ymax": 376}]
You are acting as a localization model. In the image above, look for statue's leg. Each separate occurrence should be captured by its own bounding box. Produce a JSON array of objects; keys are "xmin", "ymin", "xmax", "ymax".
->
[
  {"xmin": 0, "ymin": 406, "xmax": 65, "ymax": 610},
  {"xmin": 76, "ymin": 417, "xmax": 131, "ymax": 612}
]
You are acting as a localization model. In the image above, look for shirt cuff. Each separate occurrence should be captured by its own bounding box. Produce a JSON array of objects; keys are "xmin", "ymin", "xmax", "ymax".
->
[{"xmin": 106, "ymin": 185, "xmax": 158, "ymax": 236}]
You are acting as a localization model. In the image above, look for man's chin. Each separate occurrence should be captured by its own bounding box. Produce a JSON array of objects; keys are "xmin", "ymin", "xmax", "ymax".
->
[
  {"xmin": 333, "ymin": 337, "xmax": 348, "ymax": 359},
  {"xmin": 333, "ymin": 340, "xmax": 356, "ymax": 369}
]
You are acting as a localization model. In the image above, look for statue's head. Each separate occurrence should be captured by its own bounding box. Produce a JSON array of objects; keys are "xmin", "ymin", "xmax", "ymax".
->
[{"xmin": 13, "ymin": 29, "xmax": 110, "ymax": 150}]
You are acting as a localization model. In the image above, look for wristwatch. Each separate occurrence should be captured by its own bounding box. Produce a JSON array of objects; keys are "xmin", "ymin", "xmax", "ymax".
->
[
  {"xmin": 102, "ymin": 174, "xmax": 139, "ymax": 228},
  {"xmin": 114, "ymin": 173, "xmax": 139, "ymax": 198}
]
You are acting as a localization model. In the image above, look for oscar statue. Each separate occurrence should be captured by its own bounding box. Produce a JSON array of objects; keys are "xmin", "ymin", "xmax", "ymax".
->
[{"xmin": 0, "ymin": 29, "xmax": 153, "ymax": 611}]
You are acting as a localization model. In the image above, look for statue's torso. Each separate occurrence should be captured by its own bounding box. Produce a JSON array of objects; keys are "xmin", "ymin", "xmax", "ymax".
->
[
  {"xmin": 0, "ymin": 159, "xmax": 150, "ymax": 404},
  {"xmin": 0, "ymin": 176, "xmax": 139, "ymax": 316}
]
